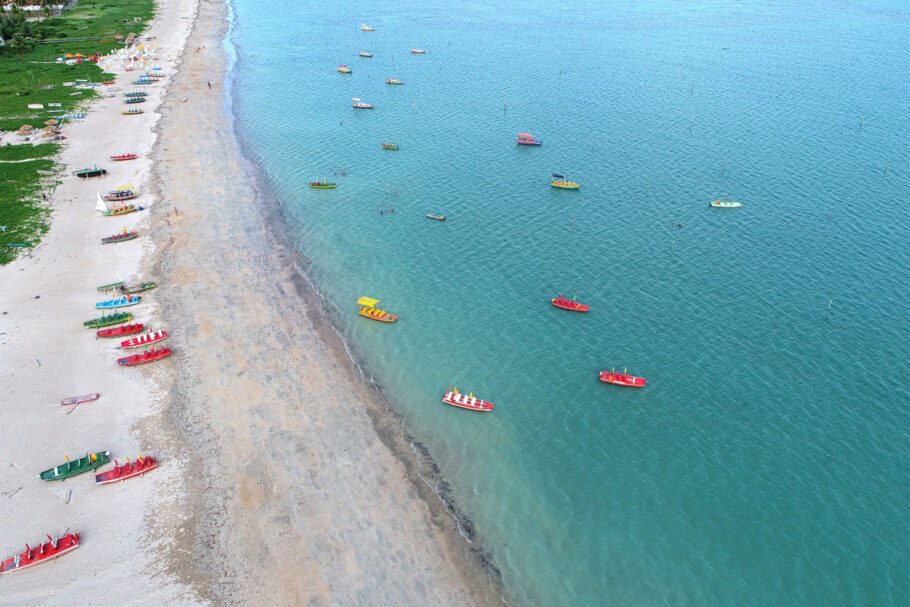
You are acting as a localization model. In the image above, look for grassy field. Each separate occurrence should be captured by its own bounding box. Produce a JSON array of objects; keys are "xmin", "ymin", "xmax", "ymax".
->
[{"xmin": 0, "ymin": 0, "xmax": 154, "ymax": 263}]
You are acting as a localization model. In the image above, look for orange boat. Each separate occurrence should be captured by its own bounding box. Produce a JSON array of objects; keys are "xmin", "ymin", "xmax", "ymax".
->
[
  {"xmin": 599, "ymin": 367, "xmax": 646, "ymax": 388},
  {"xmin": 357, "ymin": 297, "xmax": 398, "ymax": 323},
  {"xmin": 442, "ymin": 388, "xmax": 493, "ymax": 412},
  {"xmin": 0, "ymin": 532, "xmax": 80, "ymax": 574},
  {"xmin": 552, "ymin": 294, "xmax": 589, "ymax": 312}
]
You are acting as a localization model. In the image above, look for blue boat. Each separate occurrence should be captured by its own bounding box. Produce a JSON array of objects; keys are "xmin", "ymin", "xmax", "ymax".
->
[{"xmin": 95, "ymin": 296, "xmax": 141, "ymax": 309}]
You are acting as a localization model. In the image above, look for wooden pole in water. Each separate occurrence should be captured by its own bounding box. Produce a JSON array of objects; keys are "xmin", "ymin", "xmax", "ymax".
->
[
  {"xmin": 723, "ymin": 157, "xmax": 727, "ymax": 174},
  {"xmin": 859, "ymin": 115, "xmax": 864, "ymax": 129},
  {"xmin": 671, "ymin": 240, "xmax": 675, "ymax": 253},
  {"xmin": 826, "ymin": 299, "xmax": 832, "ymax": 319}
]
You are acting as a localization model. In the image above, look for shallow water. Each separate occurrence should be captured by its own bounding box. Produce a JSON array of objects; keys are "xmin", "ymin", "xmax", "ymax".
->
[{"xmin": 227, "ymin": 0, "xmax": 910, "ymax": 604}]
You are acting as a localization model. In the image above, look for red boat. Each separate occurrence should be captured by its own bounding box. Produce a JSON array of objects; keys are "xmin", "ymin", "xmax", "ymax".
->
[
  {"xmin": 61, "ymin": 393, "xmax": 99, "ymax": 406},
  {"xmin": 442, "ymin": 389, "xmax": 494, "ymax": 412},
  {"xmin": 117, "ymin": 346, "xmax": 171, "ymax": 366},
  {"xmin": 552, "ymin": 294, "xmax": 590, "ymax": 312},
  {"xmin": 599, "ymin": 367, "xmax": 646, "ymax": 388},
  {"xmin": 95, "ymin": 455, "xmax": 159, "ymax": 485},
  {"xmin": 120, "ymin": 329, "xmax": 168, "ymax": 349},
  {"xmin": 109, "ymin": 154, "xmax": 137, "ymax": 161},
  {"xmin": 102, "ymin": 81, "xmax": 116, "ymax": 85},
  {"xmin": 97, "ymin": 323, "xmax": 144, "ymax": 338},
  {"xmin": 0, "ymin": 532, "xmax": 80, "ymax": 574}
]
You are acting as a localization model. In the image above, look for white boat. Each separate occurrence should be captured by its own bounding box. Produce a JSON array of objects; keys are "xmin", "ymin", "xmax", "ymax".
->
[{"xmin": 710, "ymin": 199, "xmax": 742, "ymax": 208}]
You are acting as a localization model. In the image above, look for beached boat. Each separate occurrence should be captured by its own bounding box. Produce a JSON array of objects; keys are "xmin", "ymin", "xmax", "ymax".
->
[
  {"xmin": 352, "ymin": 97, "xmax": 374, "ymax": 109},
  {"xmin": 103, "ymin": 188, "xmax": 137, "ymax": 201},
  {"xmin": 386, "ymin": 78, "xmax": 403, "ymax": 85},
  {"xmin": 96, "ymin": 322, "xmax": 143, "ymax": 338},
  {"xmin": 381, "ymin": 142, "xmax": 399, "ymax": 150},
  {"xmin": 83, "ymin": 311, "xmax": 132, "ymax": 328},
  {"xmin": 101, "ymin": 230, "xmax": 138, "ymax": 244},
  {"xmin": 109, "ymin": 153, "xmax": 138, "ymax": 161},
  {"xmin": 95, "ymin": 455, "xmax": 159, "ymax": 485},
  {"xmin": 102, "ymin": 80, "xmax": 116, "ymax": 84},
  {"xmin": 357, "ymin": 297, "xmax": 398, "ymax": 323},
  {"xmin": 117, "ymin": 346, "xmax": 172, "ymax": 366},
  {"xmin": 599, "ymin": 367, "xmax": 647, "ymax": 388},
  {"xmin": 552, "ymin": 294, "xmax": 590, "ymax": 312},
  {"xmin": 359, "ymin": 51, "xmax": 372, "ymax": 57},
  {"xmin": 517, "ymin": 132, "xmax": 542, "ymax": 146},
  {"xmin": 73, "ymin": 167, "xmax": 106, "ymax": 179},
  {"xmin": 118, "ymin": 281, "xmax": 156, "ymax": 294},
  {"xmin": 60, "ymin": 393, "xmax": 99, "ymax": 406},
  {"xmin": 96, "ymin": 295, "xmax": 141, "ymax": 309},
  {"xmin": 121, "ymin": 108, "xmax": 144, "ymax": 115},
  {"xmin": 309, "ymin": 178, "xmax": 337, "ymax": 189},
  {"xmin": 442, "ymin": 388, "xmax": 493, "ymax": 412},
  {"xmin": 120, "ymin": 330, "xmax": 167, "ymax": 349},
  {"xmin": 0, "ymin": 533, "xmax": 80, "ymax": 574},
  {"xmin": 337, "ymin": 64, "xmax": 352, "ymax": 73},
  {"xmin": 361, "ymin": 24, "xmax": 374, "ymax": 31},
  {"xmin": 426, "ymin": 214, "xmax": 446, "ymax": 221},
  {"xmin": 96, "ymin": 281, "xmax": 124, "ymax": 291},
  {"xmin": 63, "ymin": 113, "xmax": 85, "ymax": 120},
  {"xmin": 551, "ymin": 173, "xmax": 580, "ymax": 189},
  {"xmin": 39, "ymin": 451, "xmax": 110, "ymax": 481},
  {"xmin": 123, "ymin": 91, "xmax": 146, "ymax": 97},
  {"xmin": 710, "ymin": 199, "xmax": 742, "ymax": 208},
  {"xmin": 148, "ymin": 72, "xmax": 165, "ymax": 79},
  {"xmin": 124, "ymin": 97, "xmax": 146, "ymax": 104},
  {"xmin": 410, "ymin": 48, "xmax": 426, "ymax": 54},
  {"xmin": 131, "ymin": 78, "xmax": 153, "ymax": 85},
  {"xmin": 96, "ymin": 193, "xmax": 138, "ymax": 217}
]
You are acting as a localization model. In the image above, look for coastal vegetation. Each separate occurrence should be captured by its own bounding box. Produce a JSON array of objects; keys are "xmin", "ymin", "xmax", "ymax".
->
[{"xmin": 0, "ymin": 0, "xmax": 154, "ymax": 261}]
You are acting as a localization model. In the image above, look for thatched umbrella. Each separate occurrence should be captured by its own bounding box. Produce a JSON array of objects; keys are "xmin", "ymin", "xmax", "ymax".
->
[
  {"xmin": 18, "ymin": 125, "xmax": 33, "ymax": 134},
  {"xmin": 44, "ymin": 119, "xmax": 58, "ymax": 126},
  {"xmin": 43, "ymin": 125, "xmax": 58, "ymax": 132},
  {"xmin": 41, "ymin": 132, "xmax": 56, "ymax": 138}
]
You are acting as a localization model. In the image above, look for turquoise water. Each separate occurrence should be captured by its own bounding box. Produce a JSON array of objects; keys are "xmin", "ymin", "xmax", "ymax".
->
[{"xmin": 227, "ymin": 1, "xmax": 910, "ymax": 604}]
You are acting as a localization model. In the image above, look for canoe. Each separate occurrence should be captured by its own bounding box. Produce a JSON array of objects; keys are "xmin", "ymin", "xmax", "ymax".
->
[
  {"xmin": 83, "ymin": 311, "xmax": 132, "ymax": 328},
  {"xmin": 599, "ymin": 369, "xmax": 646, "ymax": 388},
  {"xmin": 123, "ymin": 91, "xmax": 146, "ymax": 97},
  {"xmin": 101, "ymin": 231, "xmax": 138, "ymax": 244},
  {"xmin": 442, "ymin": 390, "xmax": 493, "ymax": 412},
  {"xmin": 102, "ymin": 205, "xmax": 137, "ymax": 217},
  {"xmin": 60, "ymin": 393, "xmax": 99, "ymax": 406},
  {"xmin": 309, "ymin": 180, "xmax": 336, "ymax": 189},
  {"xmin": 39, "ymin": 451, "xmax": 110, "ymax": 481},
  {"xmin": 120, "ymin": 330, "xmax": 167, "ymax": 349},
  {"xmin": 121, "ymin": 109, "xmax": 144, "ymax": 115},
  {"xmin": 95, "ymin": 455, "xmax": 159, "ymax": 484},
  {"xmin": 118, "ymin": 282, "xmax": 156, "ymax": 294},
  {"xmin": 124, "ymin": 97, "xmax": 146, "ymax": 104},
  {"xmin": 97, "ymin": 281, "xmax": 124, "ymax": 291},
  {"xmin": 95, "ymin": 295, "xmax": 140, "ymax": 309},
  {"xmin": 97, "ymin": 322, "xmax": 143, "ymax": 338},
  {"xmin": 73, "ymin": 167, "xmax": 106, "ymax": 178},
  {"xmin": 710, "ymin": 200, "xmax": 742, "ymax": 208},
  {"xmin": 117, "ymin": 347, "xmax": 172, "ymax": 366},
  {"xmin": 0, "ymin": 533, "xmax": 80, "ymax": 574},
  {"xmin": 110, "ymin": 154, "xmax": 137, "ymax": 161},
  {"xmin": 552, "ymin": 296, "xmax": 590, "ymax": 312},
  {"xmin": 426, "ymin": 214, "xmax": 446, "ymax": 221}
]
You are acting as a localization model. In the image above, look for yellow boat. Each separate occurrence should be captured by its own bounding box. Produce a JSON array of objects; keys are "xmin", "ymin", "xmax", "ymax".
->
[
  {"xmin": 121, "ymin": 108, "xmax": 144, "ymax": 115},
  {"xmin": 357, "ymin": 297, "xmax": 398, "ymax": 323},
  {"xmin": 550, "ymin": 173, "xmax": 579, "ymax": 189},
  {"xmin": 337, "ymin": 64, "xmax": 352, "ymax": 73},
  {"xmin": 361, "ymin": 24, "xmax": 374, "ymax": 31}
]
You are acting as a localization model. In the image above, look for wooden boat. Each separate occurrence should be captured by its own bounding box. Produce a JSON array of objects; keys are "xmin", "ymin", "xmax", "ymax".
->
[
  {"xmin": 551, "ymin": 294, "xmax": 590, "ymax": 312},
  {"xmin": 0, "ymin": 533, "xmax": 80, "ymax": 574},
  {"xmin": 117, "ymin": 346, "xmax": 171, "ymax": 366},
  {"xmin": 95, "ymin": 295, "xmax": 141, "ymax": 309},
  {"xmin": 97, "ymin": 281, "xmax": 124, "ymax": 291},
  {"xmin": 599, "ymin": 367, "xmax": 646, "ymax": 388},
  {"xmin": 131, "ymin": 78, "xmax": 153, "ymax": 85},
  {"xmin": 551, "ymin": 173, "xmax": 579, "ymax": 189},
  {"xmin": 124, "ymin": 97, "xmax": 146, "ymax": 104},
  {"xmin": 119, "ymin": 281, "xmax": 156, "ymax": 294},
  {"xmin": 123, "ymin": 91, "xmax": 146, "ymax": 97},
  {"xmin": 352, "ymin": 97, "xmax": 373, "ymax": 109},
  {"xmin": 357, "ymin": 297, "xmax": 398, "ymax": 323},
  {"xmin": 96, "ymin": 193, "xmax": 138, "ymax": 217},
  {"xmin": 121, "ymin": 330, "xmax": 167, "ymax": 349},
  {"xmin": 309, "ymin": 178, "xmax": 336, "ymax": 189},
  {"xmin": 121, "ymin": 108, "xmax": 144, "ymax": 115},
  {"xmin": 102, "ymin": 204, "xmax": 137, "ymax": 217},
  {"xmin": 110, "ymin": 153, "xmax": 137, "ymax": 161},
  {"xmin": 103, "ymin": 188, "xmax": 136, "ymax": 201},
  {"xmin": 95, "ymin": 455, "xmax": 159, "ymax": 484},
  {"xmin": 426, "ymin": 214, "xmax": 446, "ymax": 221},
  {"xmin": 710, "ymin": 199, "xmax": 742, "ymax": 208},
  {"xmin": 517, "ymin": 132, "xmax": 542, "ymax": 146},
  {"xmin": 39, "ymin": 451, "xmax": 110, "ymax": 481},
  {"xmin": 83, "ymin": 311, "xmax": 132, "ymax": 328},
  {"xmin": 381, "ymin": 142, "xmax": 399, "ymax": 150},
  {"xmin": 101, "ymin": 230, "xmax": 138, "ymax": 244},
  {"xmin": 442, "ymin": 388, "xmax": 493, "ymax": 412},
  {"xmin": 97, "ymin": 322, "xmax": 143, "ymax": 338},
  {"xmin": 61, "ymin": 393, "xmax": 99, "ymax": 406},
  {"xmin": 361, "ymin": 24, "xmax": 374, "ymax": 31},
  {"xmin": 102, "ymin": 80, "xmax": 116, "ymax": 84},
  {"xmin": 73, "ymin": 167, "xmax": 106, "ymax": 179},
  {"xmin": 359, "ymin": 51, "xmax": 372, "ymax": 57},
  {"xmin": 410, "ymin": 48, "xmax": 426, "ymax": 54},
  {"xmin": 337, "ymin": 64, "xmax": 352, "ymax": 73},
  {"xmin": 386, "ymin": 78, "xmax": 403, "ymax": 85}
]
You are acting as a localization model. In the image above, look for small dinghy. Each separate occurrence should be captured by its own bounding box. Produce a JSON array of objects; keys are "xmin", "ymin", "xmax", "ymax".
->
[
  {"xmin": 0, "ymin": 532, "xmax": 80, "ymax": 574},
  {"xmin": 60, "ymin": 393, "xmax": 99, "ymax": 406},
  {"xmin": 120, "ymin": 330, "xmax": 168, "ymax": 349},
  {"xmin": 117, "ymin": 346, "xmax": 172, "ymax": 366},
  {"xmin": 95, "ymin": 454, "xmax": 159, "ymax": 485},
  {"xmin": 442, "ymin": 388, "xmax": 493, "ymax": 412}
]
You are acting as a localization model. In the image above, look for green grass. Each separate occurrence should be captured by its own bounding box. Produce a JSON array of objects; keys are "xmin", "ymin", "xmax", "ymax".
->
[
  {"xmin": 0, "ymin": 159, "xmax": 58, "ymax": 263},
  {"xmin": 0, "ymin": 143, "xmax": 60, "ymax": 161}
]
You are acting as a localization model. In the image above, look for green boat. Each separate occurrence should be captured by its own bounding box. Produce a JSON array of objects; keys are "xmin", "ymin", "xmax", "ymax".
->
[
  {"xmin": 123, "ymin": 91, "xmax": 146, "ymax": 97},
  {"xmin": 97, "ymin": 281, "xmax": 125, "ymax": 292},
  {"xmin": 119, "ymin": 281, "xmax": 156, "ymax": 294},
  {"xmin": 124, "ymin": 97, "xmax": 146, "ymax": 104},
  {"xmin": 83, "ymin": 311, "xmax": 132, "ymax": 328},
  {"xmin": 39, "ymin": 451, "xmax": 110, "ymax": 481}
]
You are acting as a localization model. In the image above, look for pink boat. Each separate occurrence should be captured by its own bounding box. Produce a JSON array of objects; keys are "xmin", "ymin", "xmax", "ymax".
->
[
  {"xmin": 120, "ymin": 330, "xmax": 168, "ymax": 349},
  {"xmin": 442, "ymin": 389, "xmax": 494, "ymax": 412},
  {"xmin": 599, "ymin": 368, "xmax": 646, "ymax": 388}
]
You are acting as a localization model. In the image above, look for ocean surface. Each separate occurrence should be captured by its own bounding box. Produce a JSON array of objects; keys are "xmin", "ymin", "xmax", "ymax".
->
[{"xmin": 225, "ymin": 1, "xmax": 910, "ymax": 604}]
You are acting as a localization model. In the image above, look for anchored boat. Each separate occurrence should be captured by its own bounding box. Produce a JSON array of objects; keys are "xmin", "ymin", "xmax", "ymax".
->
[
  {"xmin": 381, "ymin": 141, "xmax": 399, "ymax": 150},
  {"xmin": 121, "ymin": 108, "xmax": 144, "ymax": 115},
  {"xmin": 710, "ymin": 199, "xmax": 742, "ymax": 208},
  {"xmin": 442, "ymin": 388, "xmax": 494, "ymax": 412},
  {"xmin": 124, "ymin": 97, "xmax": 146, "ymax": 104},
  {"xmin": 97, "ymin": 322, "xmax": 144, "ymax": 338},
  {"xmin": 95, "ymin": 455, "xmax": 159, "ymax": 484},
  {"xmin": 551, "ymin": 173, "xmax": 579, "ymax": 189},
  {"xmin": 551, "ymin": 294, "xmax": 590, "ymax": 312},
  {"xmin": 386, "ymin": 78, "xmax": 403, "ymax": 85},
  {"xmin": 117, "ymin": 346, "xmax": 172, "ymax": 366},
  {"xmin": 103, "ymin": 187, "xmax": 137, "ymax": 201},
  {"xmin": 357, "ymin": 297, "xmax": 398, "ymax": 323},
  {"xmin": 517, "ymin": 133, "xmax": 542, "ymax": 146},
  {"xmin": 426, "ymin": 214, "xmax": 446, "ymax": 221},
  {"xmin": 599, "ymin": 367, "xmax": 646, "ymax": 388},
  {"xmin": 120, "ymin": 330, "xmax": 168, "ymax": 349},
  {"xmin": 83, "ymin": 311, "xmax": 132, "ymax": 328},
  {"xmin": 359, "ymin": 51, "xmax": 373, "ymax": 57},
  {"xmin": 123, "ymin": 91, "xmax": 146, "ymax": 97},
  {"xmin": 39, "ymin": 451, "xmax": 110, "ymax": 481},
  {"xmin": 0, "ymin": 533, "xmax": 80, "ymax": 574},
  {"xmin": 410, "ymin": 48, "xmax": 426, "ymax": 54},
  {"xmin": 352, "ymin": 97, "xmax": 374, "ymax": 109},
  {"xmin": 309, "ymin": 178, "xmax": 336, "ymax": 189},
  {"xmin": 337, "ymin": 64, "xmax": 352, "ymax": 73}
]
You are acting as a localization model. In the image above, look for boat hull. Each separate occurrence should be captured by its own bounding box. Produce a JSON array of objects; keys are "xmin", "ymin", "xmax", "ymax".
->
[
  {"xmin": 60, "ymin": 393, "xmax": 99, "ymax": 406},
  {"xmin": 117, "ymin": 347, "xmax": 172, "ymax": 366},
  {"xmin": 84, "ymin": 312, "xmax": 132, "ymax": 328},
  {"xmin": 426, "ymin": 214, "xmax": 446, "ymax": 221},
  {"xmin": 599, "ymin": 371, "xmax": 646, "ymax": 387},
  {"xmin": 120, "ymin": 330, "xmax": 168, "ymax": 349},
  {"xmin": 96, "ymin": 296, "xmax": 141, "ymax": 309},
  {"xmin": 551, "ymin": 182, "xmax": 579, "ymax": 189},
  {"xmin": 39, "ymin": 451, "xmax": 111, "ymax": 480},
  {"xmin": 710, "ymin": 200, "xmax": 742, "ymax": 208},
  {"xmin": 552, "ymin": 298, "xmax": 590, "ymax": 312},
  {"xmin": 102, "ymin": 206, "xmax": 137, "ymax": 217},
  {"xmin": 102, "ymin": 232, "xmax": 138, "ymax": 244},
  {"xmin": 97, "ymin": 323, "xmax": 144, "ymax": 338},
  {"xmin": 0, "ymin": 533, "xmax": 80, "ymax": 574},
  {"xmin": 95, "ymin": 457, "xmax": 159, "ymax": 484},
  {"xmin": 358, "ymin": 309, "xmax": 398, "ymax": 323},
  {"xmin": 442, "ymin": 391, "xmax": 493, "ymax": 412}
]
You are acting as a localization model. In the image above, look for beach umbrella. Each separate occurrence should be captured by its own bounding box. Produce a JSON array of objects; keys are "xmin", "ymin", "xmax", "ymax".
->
[
  {"xmin": 18, "ymin": 125, "xmax": 33, "ymax": 134},
  {"xmin": 41, "ymin": 132, "xmax": 55, "ymax": 138},
  {"xmin": 43, "ymin": 125, "xmax": 57, "ymax": 132},
  {"xmin": 65, "ymin": 53, "xmax": 74, "ymax": 58}
]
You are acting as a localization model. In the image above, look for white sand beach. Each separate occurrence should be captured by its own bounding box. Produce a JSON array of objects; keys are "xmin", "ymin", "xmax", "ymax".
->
[{"xmin": 0, "ymin": 0, "xmax": 499, "ymax": 604}]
